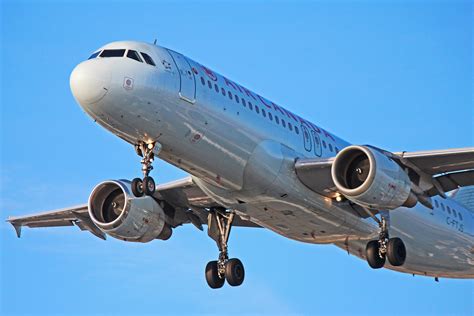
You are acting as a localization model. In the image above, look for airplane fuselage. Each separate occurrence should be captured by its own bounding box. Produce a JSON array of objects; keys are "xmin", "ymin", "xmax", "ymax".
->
[{"xmin": 72, "ymin": 41, "xmax": 474, "ymax": 279}]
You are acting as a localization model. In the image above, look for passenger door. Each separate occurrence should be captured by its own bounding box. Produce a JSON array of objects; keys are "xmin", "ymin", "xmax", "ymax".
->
[{"xmin": 166, "ymin": 49, "xmax": 196, "ymax": 103}]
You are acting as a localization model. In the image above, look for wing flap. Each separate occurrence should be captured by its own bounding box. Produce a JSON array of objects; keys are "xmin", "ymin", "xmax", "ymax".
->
[
  {"xmin": 27, "ymin": 220, "xmax": 75, "ymax": 228},
  {"xmin": 427, "ymin": 170, "xmax": 474, "ymax": 196}
]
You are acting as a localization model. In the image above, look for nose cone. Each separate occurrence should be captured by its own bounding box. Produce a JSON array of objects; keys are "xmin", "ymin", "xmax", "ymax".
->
[{"xmin": 70, "ymin": 61, "xmax": 111, "ymax": 105}]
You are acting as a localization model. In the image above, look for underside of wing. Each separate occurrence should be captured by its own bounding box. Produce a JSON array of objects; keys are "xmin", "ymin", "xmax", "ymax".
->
[
  {"xmin": 7, "ymin": 176, "xmax": 259, "ymax": 239},
  {"xmin": 395, "ymin": 148, "xmax": 474, "ymax": 175},
  {"xmin": 392, "ymin": 147, "xmax": 474, "ymax": 196}
]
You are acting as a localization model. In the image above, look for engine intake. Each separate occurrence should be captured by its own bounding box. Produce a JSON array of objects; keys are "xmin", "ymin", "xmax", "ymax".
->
[
  {"xmin": 331, "ymin": 146, "xmax": 416, "ymax": 210},
  {"xmin": 88, "ymin": 180, "xmax": 172, "ymax": 242}
]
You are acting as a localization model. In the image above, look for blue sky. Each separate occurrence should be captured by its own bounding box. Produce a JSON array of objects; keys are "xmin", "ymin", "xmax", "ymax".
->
[{"xmin": 1, "ymin": 0, "xmax": 473, "ymax": 315}]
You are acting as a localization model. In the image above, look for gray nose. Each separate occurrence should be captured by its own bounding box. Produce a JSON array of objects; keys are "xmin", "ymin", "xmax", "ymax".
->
[{"xmin": 70, "ymin": 61, "xmax": 110, "ymax": 105}]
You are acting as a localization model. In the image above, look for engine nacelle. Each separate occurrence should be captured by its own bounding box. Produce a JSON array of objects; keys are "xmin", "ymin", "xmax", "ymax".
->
[
  {"xmin": 88, "ymin": 180, "xmax": 172, "ymax": 242},
  {"xmin": 331, "ymin": 145, "xmax": 416, "ymax": 210}
]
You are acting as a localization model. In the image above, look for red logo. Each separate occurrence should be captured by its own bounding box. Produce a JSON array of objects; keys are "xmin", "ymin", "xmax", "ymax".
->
[{"xmin": 202, "ymin": 66, "xmax": 217, "ymax": 81}]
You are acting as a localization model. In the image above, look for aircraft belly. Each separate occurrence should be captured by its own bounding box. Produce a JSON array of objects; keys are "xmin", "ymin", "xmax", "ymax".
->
[
  {"xmin": 390, "ymin": 209, "xmax": 474, "ymax": 277},
  {"xmin": 336, "ymin": 208, "xmax": 474, "ymax": 278}
]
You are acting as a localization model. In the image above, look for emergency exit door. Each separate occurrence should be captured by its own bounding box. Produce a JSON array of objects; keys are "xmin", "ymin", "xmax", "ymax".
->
[{"xmin": 167, "ymin": 50, "xmax": 196, "ymax": 103}]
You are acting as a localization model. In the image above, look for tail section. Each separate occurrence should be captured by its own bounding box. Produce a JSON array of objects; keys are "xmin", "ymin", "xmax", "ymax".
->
[{"xmin": 450, "ymin": 186, "xmax": 474, "ymax": 212}]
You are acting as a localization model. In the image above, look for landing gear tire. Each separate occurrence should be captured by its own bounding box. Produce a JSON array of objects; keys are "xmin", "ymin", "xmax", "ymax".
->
[
  {"xmin": 366, "ymin": 240, "xmax": 385, "ymax": 269},
  {"xmin": 143, "ymin": 176, "xmax": 156, "ymax": 196},
  {"xmin": 131, "ymin": 178, "xmax": 144, "ymax": 197},
  {"xmin": 387, "ymin": 237, "xmax": 406, "ymax": 266},
  {"xmin": 133, "ymin": 142, "xmax": 157, "ymax": 197},
  {"xmin": 205, "ymin": 260, "xmax": 225, "ymax": 289},
  {"xmin": 205, "ymin": 208, "xmax": 245, "ymax": 288},
  {"xmin": 225, "ymin": 258, "xmax": 245, "ymax": 286}
]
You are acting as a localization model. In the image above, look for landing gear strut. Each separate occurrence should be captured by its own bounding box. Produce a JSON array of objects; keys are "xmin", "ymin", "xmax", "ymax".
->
[
  {"xmin": 131, "ymin": 142, "xmax": 156, "ymax": 197},
  {"xmin": 366, "ymin": 216, "xmax": 406, "ymax": 269},
  {"xmin": 205, "ymin": 208, "xmax": 245, "ymax": 289}
]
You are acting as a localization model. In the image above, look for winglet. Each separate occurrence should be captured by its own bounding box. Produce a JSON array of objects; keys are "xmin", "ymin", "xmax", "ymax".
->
[{"xmin": 12, "ymin": 223, "xmax": 22, "ymax": 238}]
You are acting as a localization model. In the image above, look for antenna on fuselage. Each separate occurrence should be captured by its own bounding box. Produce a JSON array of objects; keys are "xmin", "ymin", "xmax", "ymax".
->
[{"xmin": 153, "ymin": 39, "xmax": 157, "ymax": 45}]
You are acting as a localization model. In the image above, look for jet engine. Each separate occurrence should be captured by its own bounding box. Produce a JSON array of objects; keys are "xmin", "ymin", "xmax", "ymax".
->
[
  {"xmin": 88, "ymin": 180, "xmax": 172, "ymax": 242},
  {"xmin": 331, "ymin": 145, "xmax": 417, "ymax": 210}
]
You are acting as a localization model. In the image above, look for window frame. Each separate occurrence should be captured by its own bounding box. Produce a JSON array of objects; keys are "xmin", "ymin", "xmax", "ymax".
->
[
  {"xmin": 88, "ymin": 51, "xmax": 101, "ymax": 59},
  {"xmin": 140, "ymin": 52, "xmax": 156, "ymax": 66},
  {"xmin": 100, "ymin": 49, "xmax": 126, "ymax": 58},
  {"xmin": 126, "ymin": 50, "xmax": 143, "ymax": 62}
]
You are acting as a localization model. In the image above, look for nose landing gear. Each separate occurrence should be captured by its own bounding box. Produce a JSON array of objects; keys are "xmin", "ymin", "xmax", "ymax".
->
[
  {"xmin": 365, "ymin": 216, "xmax": 407, "ymax": 269},
  {"xmin": 205, "ymin": 208, "xmax": 245, "ymax": 289},
  {"xmin": 131, "ymin": 142, "xmax": 156, "ymax": 197}
]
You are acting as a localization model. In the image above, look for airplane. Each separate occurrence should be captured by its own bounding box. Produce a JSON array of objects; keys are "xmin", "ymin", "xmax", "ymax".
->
[{"xmin": 7, "ymin": 41, "xmax": 474, "ymax": 289}]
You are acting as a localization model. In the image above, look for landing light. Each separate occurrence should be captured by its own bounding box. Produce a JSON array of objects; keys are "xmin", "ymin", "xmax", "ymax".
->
[{"xmin": 335, "ymin": 193, "xmax": 343, "ymax": 202}]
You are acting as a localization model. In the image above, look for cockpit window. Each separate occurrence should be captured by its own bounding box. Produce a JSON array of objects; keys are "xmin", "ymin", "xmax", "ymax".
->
[
  {"xmin": 126, "ymin": 50, "xmax": 143, "ymax": 62},
  {"xmin": 140, "ymin": 52, "xmax": 156, "ymax": 66},
  {"xmin": 88, "ymin": 51, "xmax": 101, "ymax": 59},
  {"xmin": 100, "ymin": 49, "xmax": 126, "ymax": 58}
]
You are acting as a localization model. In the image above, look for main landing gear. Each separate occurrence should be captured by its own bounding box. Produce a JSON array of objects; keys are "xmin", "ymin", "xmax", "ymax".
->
[
  {"xmin": 366, "ymin": 216, "xmax": 406, "ymax": 269},
  {"xmin": 131, "ymin": 142, "xmax": 156, "ymax": 197},
  {"xmin": 205, "ymin": 208, "xmax": 245, "ymax": 289}
]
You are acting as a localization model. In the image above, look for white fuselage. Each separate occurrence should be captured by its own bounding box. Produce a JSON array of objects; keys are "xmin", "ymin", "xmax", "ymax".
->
[{"xmin": 71, "ymin": 41, "xmax": 474, "ymax": 278}]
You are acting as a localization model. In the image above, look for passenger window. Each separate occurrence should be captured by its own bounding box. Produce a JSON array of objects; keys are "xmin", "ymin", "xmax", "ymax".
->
[
  {"xmin": 335, "ymin": 147, "xmax": 339, "ymax": 153},
  {"xmin": 140, "ymin": 52, "xmax": 156, "ymax": 66},
  {"xmin": 214, "ymin": 84, "xmax": 219, "ymax": 93},
  {"xmin": 255, "ymin": 106, "xmax": 260, "ymax": 114},
  {"xmin": 100, "ymin": 49, "xmax": 126, "ymax": 57},
  {"xmin": 322, "ymin": 140, "xmax": 327, "ymax": 148},
  {"xmin": 435, "ymin": 200, "xmax": 439, "ymax": 208},
  {"xmin": 441, "ymin": 203, "xmax": 445, "ymax": 211},
  {"xmin": 452, "ymin": 209, "xmax": 457, "ymax": 218},
  {"xmin": 88, "ymin": 51, "xmax": 101, "ymax": 59},
  {"xmin": 268, "ymin": 112, "xmax": 273, "ymax": 121},
  {"xmin": 447, "ymin": 206, "xmax": 451, "ymax": 214},
  {"xmin": 328, "ymin": 143, "xmax": 333, "ymax": 152},
  {"xmin": 459, "ymin": 212, "xmax": 463, "ymax": 221},
  {"xmin": 228, "ymin": 92, "xmax": 233, "ymax": 100},
  {"xmin": 288, "ymin": 122, "xmax": 293, "ymax": 131},
  {"xmin": 248, "ymin": 102, "xmax": 253, "ymax": 110},
  {"xmin": 295, "ymin": 126, "xmax": 299, "ymax": 134},
  {"xmin": 207, "ymin": 81, "xmax": 212, "ymax": 89},
  {"xmin": 126, "ymin": 50, "xmax": 143, "ymax": 62},
  {"xmin": 242, "ymin": 99, "xmax": 246, "ymax": 107},
  {"xmin": 262, "ymin": 109, "xmax": 266, "ymax": 117},
  {"xmin": 235, "ymin": 95, "xmax": 240, "ymax": 104},
  {"xmin": 221, "ymin": 87, "xmax": 226, "ymax": 96},
  {"xmin": 275, "ymin": 116, "xmax": 280, "ymax": 124},
  {"xmin": 282, "ymin": 119, "xmax": 286, "ymax": 128},
  {"xmin": 201, "ymin": 77, "xmax": 205, "ymax": 86}
]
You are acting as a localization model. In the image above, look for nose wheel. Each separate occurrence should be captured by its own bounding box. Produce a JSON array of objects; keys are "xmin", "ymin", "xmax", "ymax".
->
[
  {"xmin": 205, "ymin": 208, "xmax": 245, "ymax": 289},
  {"xmin": 131, "ymin": 142, "xmax": 157, "ymax": 197},
  {"xmin": 365, "ymin": 216, "xmax": 406, "ymax": 269}
]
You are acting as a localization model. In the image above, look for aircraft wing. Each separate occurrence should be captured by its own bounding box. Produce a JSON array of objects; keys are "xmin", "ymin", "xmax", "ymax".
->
[
  {"xmin": 7, "ymin": 176, "xmax": 260, "ymax": 239},
  {"xmin": 295, "ymin": 147, "xmax": 474, "ymax": 199},
  {"xmin": 394, "ymin": 148, "xmax": 474, "ymax": 175}
]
